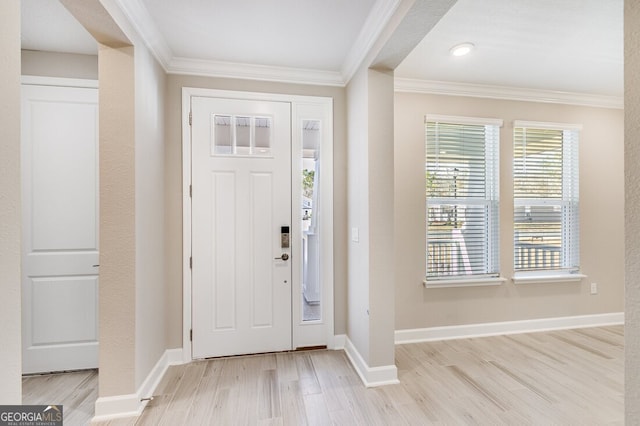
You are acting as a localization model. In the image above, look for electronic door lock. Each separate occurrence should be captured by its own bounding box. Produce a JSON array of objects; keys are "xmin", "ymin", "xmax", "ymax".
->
[{"xmin": 280, "ymin": 226, "xmax": 290, "ymax": 248}]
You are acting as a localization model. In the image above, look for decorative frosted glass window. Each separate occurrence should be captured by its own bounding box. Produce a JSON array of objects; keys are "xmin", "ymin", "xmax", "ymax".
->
[{"xmin": 212, "ymin": 114, "xmax": 272, "ymax": 156}]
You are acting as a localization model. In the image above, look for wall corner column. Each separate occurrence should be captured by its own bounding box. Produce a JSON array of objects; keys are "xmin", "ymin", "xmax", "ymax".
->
[
  {"xmin": 0, "ymin": 0, "xmax": 22, "ymax": 404},
  {"xmin": 98, "ymin": 44, "xmax": 137, "ymax": 397},
  {"xmin": 625, "ymin": 0, "xmax": 640, "ymax": 421}
]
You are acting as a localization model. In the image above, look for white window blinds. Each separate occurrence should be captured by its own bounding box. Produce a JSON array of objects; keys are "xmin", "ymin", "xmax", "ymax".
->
[
  {"xmin": 513, "ymin": 121, "xmax": 580, "ymax": 273},
  {"xmin": 425, "ymin": 116, "xmax": 501, "ymax": 281}
]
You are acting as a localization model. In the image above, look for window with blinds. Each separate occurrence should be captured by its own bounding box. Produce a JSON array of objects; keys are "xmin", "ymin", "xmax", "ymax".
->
[
  {"xmin": 425, "ymin": 115, "xmax": 501, "ymax": 281},
  {"xmin": 513, "ymin": 121, "xmax": 580, "ymax": 274}
]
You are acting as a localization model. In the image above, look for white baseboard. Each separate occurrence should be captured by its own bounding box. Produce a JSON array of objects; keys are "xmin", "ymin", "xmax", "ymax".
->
[
  {"xmin": 92, "ymin": 393, "xmax": 141, "ymax": 421},
  {"xmin": 332, "ymin": 334, "xmax": 346, "ymax": 350},
  {"xmin": 395, "ymin": 312, "xmax": 625, "ymax": 345},
  {"xmin": 92, "ymin": 348, "xmax": 184, "ymax": 422},
  {"xmin": 343, "ymin": 337, "xmax": 399, "ymax": 388}
]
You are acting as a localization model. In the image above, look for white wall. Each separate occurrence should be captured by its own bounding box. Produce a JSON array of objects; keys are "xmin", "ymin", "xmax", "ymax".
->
[
  {"xmin": 0, "ymin": 0, "xmax": 22, "ymax": 404},
  {"xmin": 395, "ymin": 92, "xmax": 624, "ymax": 330},
  {"xmin": 346, "ymin": 66, "xmax": 371, "ymax": 363},
  {"xmin": 134, "ymin": 42, "xmax": 167, "ymax": 389},
  {"xmin": 345, "ymin": 66, "xmax": 396, "ymax": 370},
  {"xmin": 625, "ymin": 0, "xmax": 640, "ymax": 421}
]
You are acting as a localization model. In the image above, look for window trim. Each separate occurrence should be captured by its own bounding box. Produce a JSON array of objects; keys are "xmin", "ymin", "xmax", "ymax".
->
[
  {"xmin": 424, "ymin": 276, "xmax": 507, "ymax": 289},
  {"xmin": 512, "ymin": 120, "xmax": 581, "ymax": 277},
  {"xmin": 425, "ymin": 114, "xmax": 503, "ymax": 283},
  {"xmin": 512, "ymin": 273, "xmax": 586, "ymax": 285}
]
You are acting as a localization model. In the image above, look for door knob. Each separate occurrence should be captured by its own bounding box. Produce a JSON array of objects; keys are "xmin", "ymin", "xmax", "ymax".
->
[{"xmin": 275, "ymin": 253, "xmax": 290, "ymax": 261}]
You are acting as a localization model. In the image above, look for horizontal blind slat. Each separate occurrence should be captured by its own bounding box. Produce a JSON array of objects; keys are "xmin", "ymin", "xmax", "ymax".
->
[
  {"xmin": 513, "ymin": 125, "xmax": 579, "ymax": 272},
  {"xmin": 426, "ymin": 120, "xmax": 500, "ymax": 280}
]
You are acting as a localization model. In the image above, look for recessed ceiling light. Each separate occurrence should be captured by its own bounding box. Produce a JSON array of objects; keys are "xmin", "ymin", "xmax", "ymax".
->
[{"xmin": 450, "ymin": 42, "xmax": 474, "ymax": 57}]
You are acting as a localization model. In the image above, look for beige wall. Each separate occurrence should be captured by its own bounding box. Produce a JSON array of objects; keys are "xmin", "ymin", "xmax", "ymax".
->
[
  {"xmin": 395, "ymin": 92, "xmax": 624, "ymax": 330},
  {"xmin": 164, "ymin": 75, "xmax": 348, "ymax": 347},
  {"xmin": 21, "ymin": 50, "xmax": 98, "ymax": 80},
  {"xmin": 366, "ymin": 68, "xmax": 396, "ymax": 367},
  {"xmin": 65, "ymin": 0, "xmax": 170, "ymax": 397},
  {"xmin": 0, "ymin": 0, "xmax": 22, "ymax": 404},
  {"xmin": 625, "ymin": 0, "xmax": 640, "ymax": 420},
  {"xmin": 98, "ymin": 44, "xmax": 137, "ymax": 397},
  {"xmin": 134, "ymin": 43, "xmax": 167, "ymax": 389}
]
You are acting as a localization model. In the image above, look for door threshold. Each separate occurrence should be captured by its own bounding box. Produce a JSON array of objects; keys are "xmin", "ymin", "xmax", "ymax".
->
[
  {"xmin": 200, "ymin": 346, "xmax": 328, "ymax": 361},
  {"xmin": 295, "ymin": 345, "xmax": 327, "ymax": 351},
  {"xmin": 22, "ymin": 368, "xmax": 98, "ymax": 377}
]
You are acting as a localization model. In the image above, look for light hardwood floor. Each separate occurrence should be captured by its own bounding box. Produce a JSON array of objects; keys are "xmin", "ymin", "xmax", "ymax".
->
[
  {"xmin": 24, "ymin": 326, "xmax": 624, "ymax": 425},
  {"xmin": 22, "ymin": 369, "xmax": 97, "ymax": 425}
]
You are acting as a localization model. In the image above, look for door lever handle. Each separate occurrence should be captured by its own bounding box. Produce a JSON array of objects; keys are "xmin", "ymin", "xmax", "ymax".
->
[{"xmin": 275, "ymin": 253, "xmax": 289, "ymax": 261}]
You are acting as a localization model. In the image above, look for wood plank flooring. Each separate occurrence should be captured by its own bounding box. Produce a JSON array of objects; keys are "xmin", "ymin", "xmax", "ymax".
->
[
  {"xmin": 22, "ymin": 369, "xmax": 97, "ymax": 426},
  {"xmin": 24, "ymin": 326, "xmax": 624, "ymax": 425}
]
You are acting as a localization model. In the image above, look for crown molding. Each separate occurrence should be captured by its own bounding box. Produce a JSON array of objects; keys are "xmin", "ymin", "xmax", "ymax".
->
[
  {"xmin": 112, "ymin": 0, "xmax": 172, "ymax": 69},
  {"xmin": 341, "ymin": 0, "xmax": 401, "ymax": 83},
  {"xmin": 108, "ymin": 0, "xmax": 349, "ymax": 86},
  {"xmin": 168, "ymin": 57, "xmax": 344, "ymax": 87},
  {"xmin": 395, "ymin": 78, "xmax": 623, "ymax": 109}
]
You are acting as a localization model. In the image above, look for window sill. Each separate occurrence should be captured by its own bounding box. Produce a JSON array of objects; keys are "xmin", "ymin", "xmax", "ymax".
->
[
  {"xmin": 423, "ymin": 277, "xmax": 507, "ymax": 289},
  {"xmin": 512, "ymin": 273, "xmax": 586, "ymax": 285}
]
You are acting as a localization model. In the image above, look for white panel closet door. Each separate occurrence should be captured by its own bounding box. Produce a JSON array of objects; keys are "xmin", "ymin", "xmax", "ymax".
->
[
  {"xmin": 191, "ymin": 97, "xmax": 292, "ymax": 358},
  {"xmin": 21, "ymin": 83, "xmax": 99, "ymax": 374}
]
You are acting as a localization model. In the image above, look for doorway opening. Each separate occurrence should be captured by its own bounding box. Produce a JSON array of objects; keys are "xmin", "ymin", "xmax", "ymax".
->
[{"xmin": 182, "ymin": 88, "xmax": 335, "ymax": 361}]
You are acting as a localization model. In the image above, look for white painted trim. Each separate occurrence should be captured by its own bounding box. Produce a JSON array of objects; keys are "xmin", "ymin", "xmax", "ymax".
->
[
  {"xmin": 395, "ymin": 312, "xmax": 624, "ymax": 345},
  {"xmin": 92, "ymin": 394, "xmax": 140, "ymax": 421},
  {"xmin": 182, "ymin": 89, "xmax": 193, "ymax": 364},
  {"xmin": 92, "ymin": 348, "xmax": 184, "ymax": 422},
  {"xmin": 21, "ymin": 76, "xmax": 98, "ymax": 89},
  {"xmin": 137, "ymin": 349, "xmax": 184, "ymax": 401},
  {"xmin": 424, "ymin": 277, "xmax": 507, "ymax": 288},
  {"xmin": 395, "ymin": 78, "xmax": 624, "ymax": 110},
  {"xmin": 113, "ymin": 0, "xmax": 173, "ymax": 69},
  {"xmin": 341, "ymin": 0, "xmax": 402, "ymax": 83},
  {"xmin": 343, "ymin": 337, "xmax": 399, "ymax": 388},
  {"xmin": 332, "ymin": 334, "xmax": 347, "ymax": 350},
  {"xmin": 107, "ymin": 0, "xmax": 400, "ymax": 87},
  {"xmin": 512, "ymin": 273, "xmax": 587, "ymax": 285},
  {"xmin": 291, "ymin": 101, "xmax": 335, "ymax": 349},
  {"xmin": 182, "ymin": 87, "xmax": 335, "ymax": 360},
  {"xmin": 425, "ymin": 114, "xmax": 503, "ymax": 127},
  {"xmin": 169, "ymin": 57, "xmax": 343, "ymax": 87},
  {"xmin": 513, "ymin": 120, "xmax": 583, "ymax": 131}
]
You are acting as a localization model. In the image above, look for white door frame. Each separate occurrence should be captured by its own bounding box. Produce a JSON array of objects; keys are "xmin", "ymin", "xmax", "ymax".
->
[{"xmin": 181, "ymin": 87, "xmax": 334, "ymax": 362}]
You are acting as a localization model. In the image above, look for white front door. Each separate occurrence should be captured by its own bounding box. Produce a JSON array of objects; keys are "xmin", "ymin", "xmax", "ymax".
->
[
  {"xmin": 191, "ymin": 97, "xmax": 292, "ymax": 358},
  {"xmin": 21, "ymin": 83, "xmax": 99, "ymax": 374}
]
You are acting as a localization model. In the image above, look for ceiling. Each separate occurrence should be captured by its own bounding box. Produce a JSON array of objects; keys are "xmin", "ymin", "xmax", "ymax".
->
[{"xmin": 20, "ymin": 0, "xmax": 623, "ymax": 100}]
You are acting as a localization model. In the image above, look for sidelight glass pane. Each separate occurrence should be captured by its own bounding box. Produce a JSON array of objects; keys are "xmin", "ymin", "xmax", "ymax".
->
[{"xmin": 302, "ymin": 119, "xmax": 321, "ymax": 321}]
